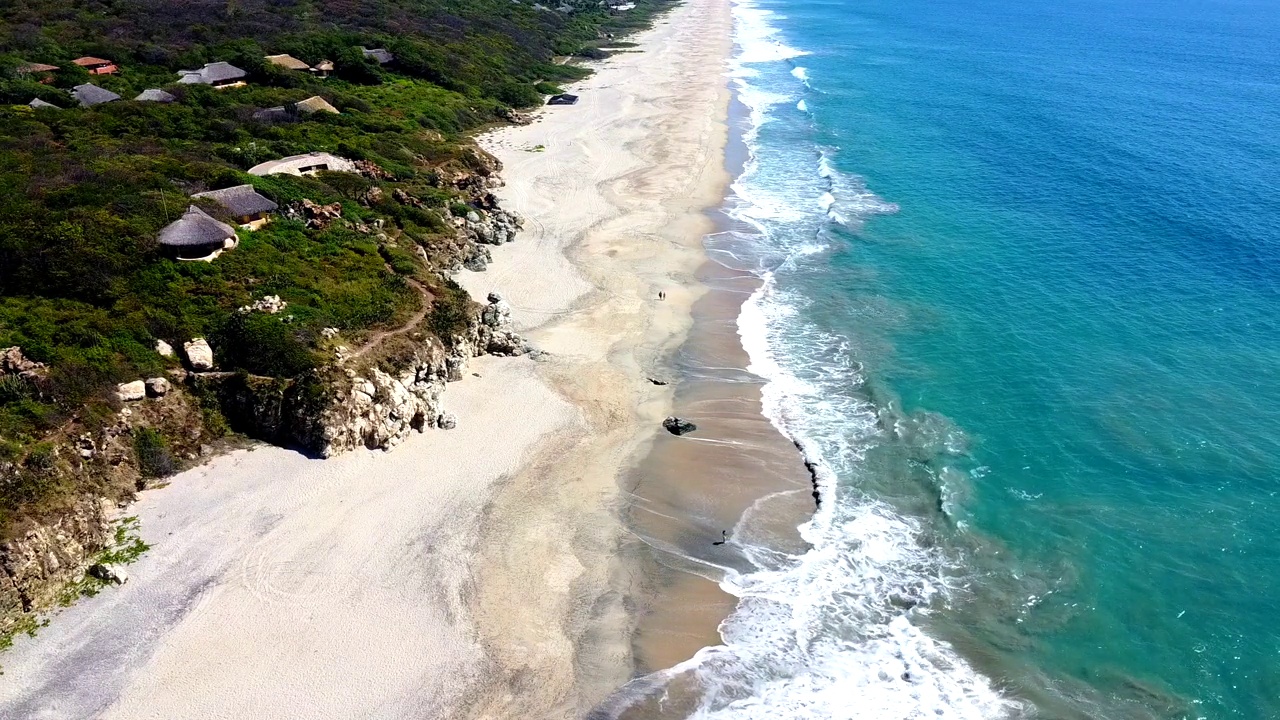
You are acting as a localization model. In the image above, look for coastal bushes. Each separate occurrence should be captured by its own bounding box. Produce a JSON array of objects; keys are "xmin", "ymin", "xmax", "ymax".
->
[{"xmin": 133, "ymin": 428, "xmax": 176, "ymax": 479}]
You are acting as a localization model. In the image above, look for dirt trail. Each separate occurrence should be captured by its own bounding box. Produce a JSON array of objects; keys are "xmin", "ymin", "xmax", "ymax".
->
[{"xmin": 349, "ymin": 275, "xmax": 433, "ymax": 361}]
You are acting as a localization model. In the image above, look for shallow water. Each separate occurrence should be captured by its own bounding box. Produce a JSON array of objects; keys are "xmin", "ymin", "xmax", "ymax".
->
[{"xmin": 665, "ymin": 0, "xmax": 1280, "ymax": 717}]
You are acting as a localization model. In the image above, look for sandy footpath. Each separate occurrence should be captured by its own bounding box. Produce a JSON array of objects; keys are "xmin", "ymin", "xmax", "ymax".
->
[{"xmin": 0, "ymin": 0, "xmax": 732, "ymax": 717}]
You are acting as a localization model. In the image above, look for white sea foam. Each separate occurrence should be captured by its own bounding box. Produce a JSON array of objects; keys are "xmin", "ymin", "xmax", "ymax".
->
[
  {"xmin": 668, "ymin": 1, "xmax": 1026, "ymax": 718},
  {"xmin": 796, "ymin": 99, "xmax": 807, "ymax": 112}
]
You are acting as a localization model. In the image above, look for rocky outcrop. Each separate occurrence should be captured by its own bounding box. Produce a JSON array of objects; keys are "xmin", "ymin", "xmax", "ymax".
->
[
  {"xmin": 304, "ymin": 294, "xmax": 525, "ymax": 455},
  {"xmin": 478, "ymin": 293, "xmax": 527, "ymax": 356},
  {"xmin": 458, "ymin": 207, "xmax": 522, "ymax": 247},
  {"xmin": 0, "ymin": 498, "xmax": 115, "ymax": 632},
  {"xmin": 190, "ymin": 293, "xmax": 526, "ymax": 458},
  {"xmin": 283, "ymin": 198, "xmax": 344, "ymax": 229},
  {"xmin": 0, "ymin": 346, "xmax": 46, "ymax": 380},
  {"xmin": 313, "ymin": 358, "xmax": 448, "ymax": 456}
]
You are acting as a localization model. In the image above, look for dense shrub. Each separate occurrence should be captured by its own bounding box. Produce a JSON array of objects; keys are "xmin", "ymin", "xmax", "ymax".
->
[
  {"xmin": 427, "ymin": 278, "xmax": 475, "ymax": 343},
  {"xmin": 215, "ymin": 313, "xmax": 318, "ymax": 377},
  {"xmin": 133, "ymin": 428, "xmax": 176, "ymax": 479}
]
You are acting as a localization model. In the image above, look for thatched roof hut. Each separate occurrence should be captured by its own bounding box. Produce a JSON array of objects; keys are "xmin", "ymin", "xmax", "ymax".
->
[
  {"xmin": 359, "ymin": 47, "xmax": 395, "ymax": 65},
  {"xmin": 311, "ymin": 60, "xmax": 334, "ymax": 77},
  {"xmin": 177, "ymin": 62, "xmax": 247, "ymax": 88},
  {"xmin": 191, "ymin": 185, "xmax": 278, "ymax": 228},
  {"xmin": 252, "ymin": 106, "xmax": 293, "ymax": 123},
  {"xmin": 158, "ymin": 206, "xmax": 238, "ymax": 261},
  {"xmin": 135, "ymin": 88, "xmax": 177, "ymax": 103},
  {"xmin": 295, "ymin": 96, "xmax": 339, "ymax": 115},
  {"xmin": 72, "ymin": 84, "xmax": 121, "ymax": 107},
  {"xmin": 18, "ymin": 62, "xmax": 59, "ymax": 73},
  {"xmin": 547, "ymin": 93, "xmax": 579, "ymax": 105},
  {"xmin": 265, "ymin": 54, "xmax": 311, "ymax": 71}
]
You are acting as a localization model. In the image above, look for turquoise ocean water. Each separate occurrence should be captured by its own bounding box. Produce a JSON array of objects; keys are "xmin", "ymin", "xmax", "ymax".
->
[{"xmin": 681, "ymin": 0, "xmax": 1280, "ymax": 717}]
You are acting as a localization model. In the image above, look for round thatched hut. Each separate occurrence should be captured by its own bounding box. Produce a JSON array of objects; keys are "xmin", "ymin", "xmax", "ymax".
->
[{"xmin": 158, "ymin": 206, "xmax": 238, "ymax": 261}]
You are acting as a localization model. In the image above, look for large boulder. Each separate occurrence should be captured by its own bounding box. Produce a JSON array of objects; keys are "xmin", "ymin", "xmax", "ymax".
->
[
  {"xmin": 663, "ymin": 417, "xmax": 697, "ymax": 436},
  {"xmin": 154, "ymin": 339, "xmax": 175, "ymax": 358},
  {"xmin": 88, "ymin": 563, "xmax": 128, "ymax": 585},
  {"xmin": 145, "ymin": 377, "xmax": 170, "ymax": 397},
  {"xmin": 183, "ymin": 338, "xmax": 214, "ymax": 372},
  {"xmin": 115, "ymin": 380, "xmax": 146, "ymax": 403}
]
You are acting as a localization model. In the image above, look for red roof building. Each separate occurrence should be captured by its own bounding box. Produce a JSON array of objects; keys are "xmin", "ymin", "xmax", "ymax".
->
[{"xmin": 72, "ymin": 57, "xmax": 119, "ymax": 75}]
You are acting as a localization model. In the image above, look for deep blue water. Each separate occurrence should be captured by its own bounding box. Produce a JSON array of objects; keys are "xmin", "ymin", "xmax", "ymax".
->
[{"xmin": 687, "ymin": 0, "xmax": 1280, "ymax": 717}]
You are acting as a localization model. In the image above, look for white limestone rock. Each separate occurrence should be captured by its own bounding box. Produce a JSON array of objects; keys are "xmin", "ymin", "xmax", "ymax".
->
[
  {"xmin": 115, "ymin": 380, "xmax": 146, "ymax": 403},
  {"xmin": 183, "ymin": 338, "xmax": 214, "ymax": 371}
]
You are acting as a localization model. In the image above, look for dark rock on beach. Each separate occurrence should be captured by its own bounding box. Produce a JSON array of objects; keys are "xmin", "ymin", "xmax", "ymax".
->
[{"xmin": 662, "ymin": 416, "xmax": 697, "ymax": 436}]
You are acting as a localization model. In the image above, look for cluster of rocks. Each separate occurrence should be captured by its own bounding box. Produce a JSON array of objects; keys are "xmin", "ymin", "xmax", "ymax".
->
[
  {"xmin": 284, "ymin": 198, "xmax": 344, "ymax": 229},
  {"xmin": 497, "ymin": 107, "xmax": 533, "ymax": 125},
  {"xmin": 352, "ymin": 159, "xmax": 393, "ymax": 181},
  {"xmin": 239, "ymin": 294, "xmax": 287, "ymax": 315},
  {"xmin": 114, "ymin": 377, "xmax": 171, "ymax": 403},
  {"xmin": 479, "ymin": 293, "xmax": 527, "ymax": 356},
  {"xmin": 0, "ymin": 346, "xmax": 46, "ymax": 381},
  {"xmin": 456, "ymin": 208, "xmax": 523, "ymax": 271}
]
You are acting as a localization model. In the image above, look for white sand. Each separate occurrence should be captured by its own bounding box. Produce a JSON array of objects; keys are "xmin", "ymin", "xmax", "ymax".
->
[
  {"xmin": 0, "ymin": 0, "xmax": 731, "ymax": 717},
  {"xmin": 0, "ymin": 359, "xmax": 574, "ymax": 719}
]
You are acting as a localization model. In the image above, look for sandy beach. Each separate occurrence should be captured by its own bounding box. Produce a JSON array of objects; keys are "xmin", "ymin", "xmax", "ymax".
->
[{"xmin": 0, "ymin": 0, "xmax": 741, "ymax": 717}]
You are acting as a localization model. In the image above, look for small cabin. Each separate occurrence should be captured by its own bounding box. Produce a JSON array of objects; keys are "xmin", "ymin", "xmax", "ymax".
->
[
  {"xmin": 265, "ymin": 54, "xmax": 311, "ymax": 72},
  {"xmin": 252, "ymin": 106, "xmax": 293, "ymax": 124},
  {"xmin": 547, "ymin": 93, "xmax": 579, "ymax": 106},
  {"xmin": 71, "ymin": 84, "xmax": 121, "ymax": 107},
  {"xmin": 135, "ymin": 88, "xmax": 177, "ymax": 103},
  {"xmin": 359, "ymin": 47, "xmax": 394, "ymax": 65},
  {"xmin": 295, "ymin": 96, "xmax": 339, "ymax": 115},
  {"xmin": 158, "ymin": 206, "xmax": 239, "ymax": 261},
  {"xmin": 310, "ymin": 60, "xmax": 334, "ymax": 78},
  {"xmin": 177, "ymin": 62, "xmax": 247, "ymax": 89},
  {"xmin": 248, "ymin": 152, "xmax": 357, "ymax": 177},
  {"xmin": 72, "ymin": 57, "xmax": 118, "ymax": 75},
  {"xmin": 191, "ymin": 185, "xmax": 278, "ymax": 230},
  {"xmin": 16, "ymin": 62, "xmax": 59, "ymax": 84}
]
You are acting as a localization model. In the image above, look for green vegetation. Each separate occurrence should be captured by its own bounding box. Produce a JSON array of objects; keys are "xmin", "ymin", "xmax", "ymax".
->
[
  {"xmin": 0, "ymin": 0, "xmax": 675, "ymax": 538},
  {"xmin": 56, "ymin": 517, "xmax": 151, "ymax": 604}
]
